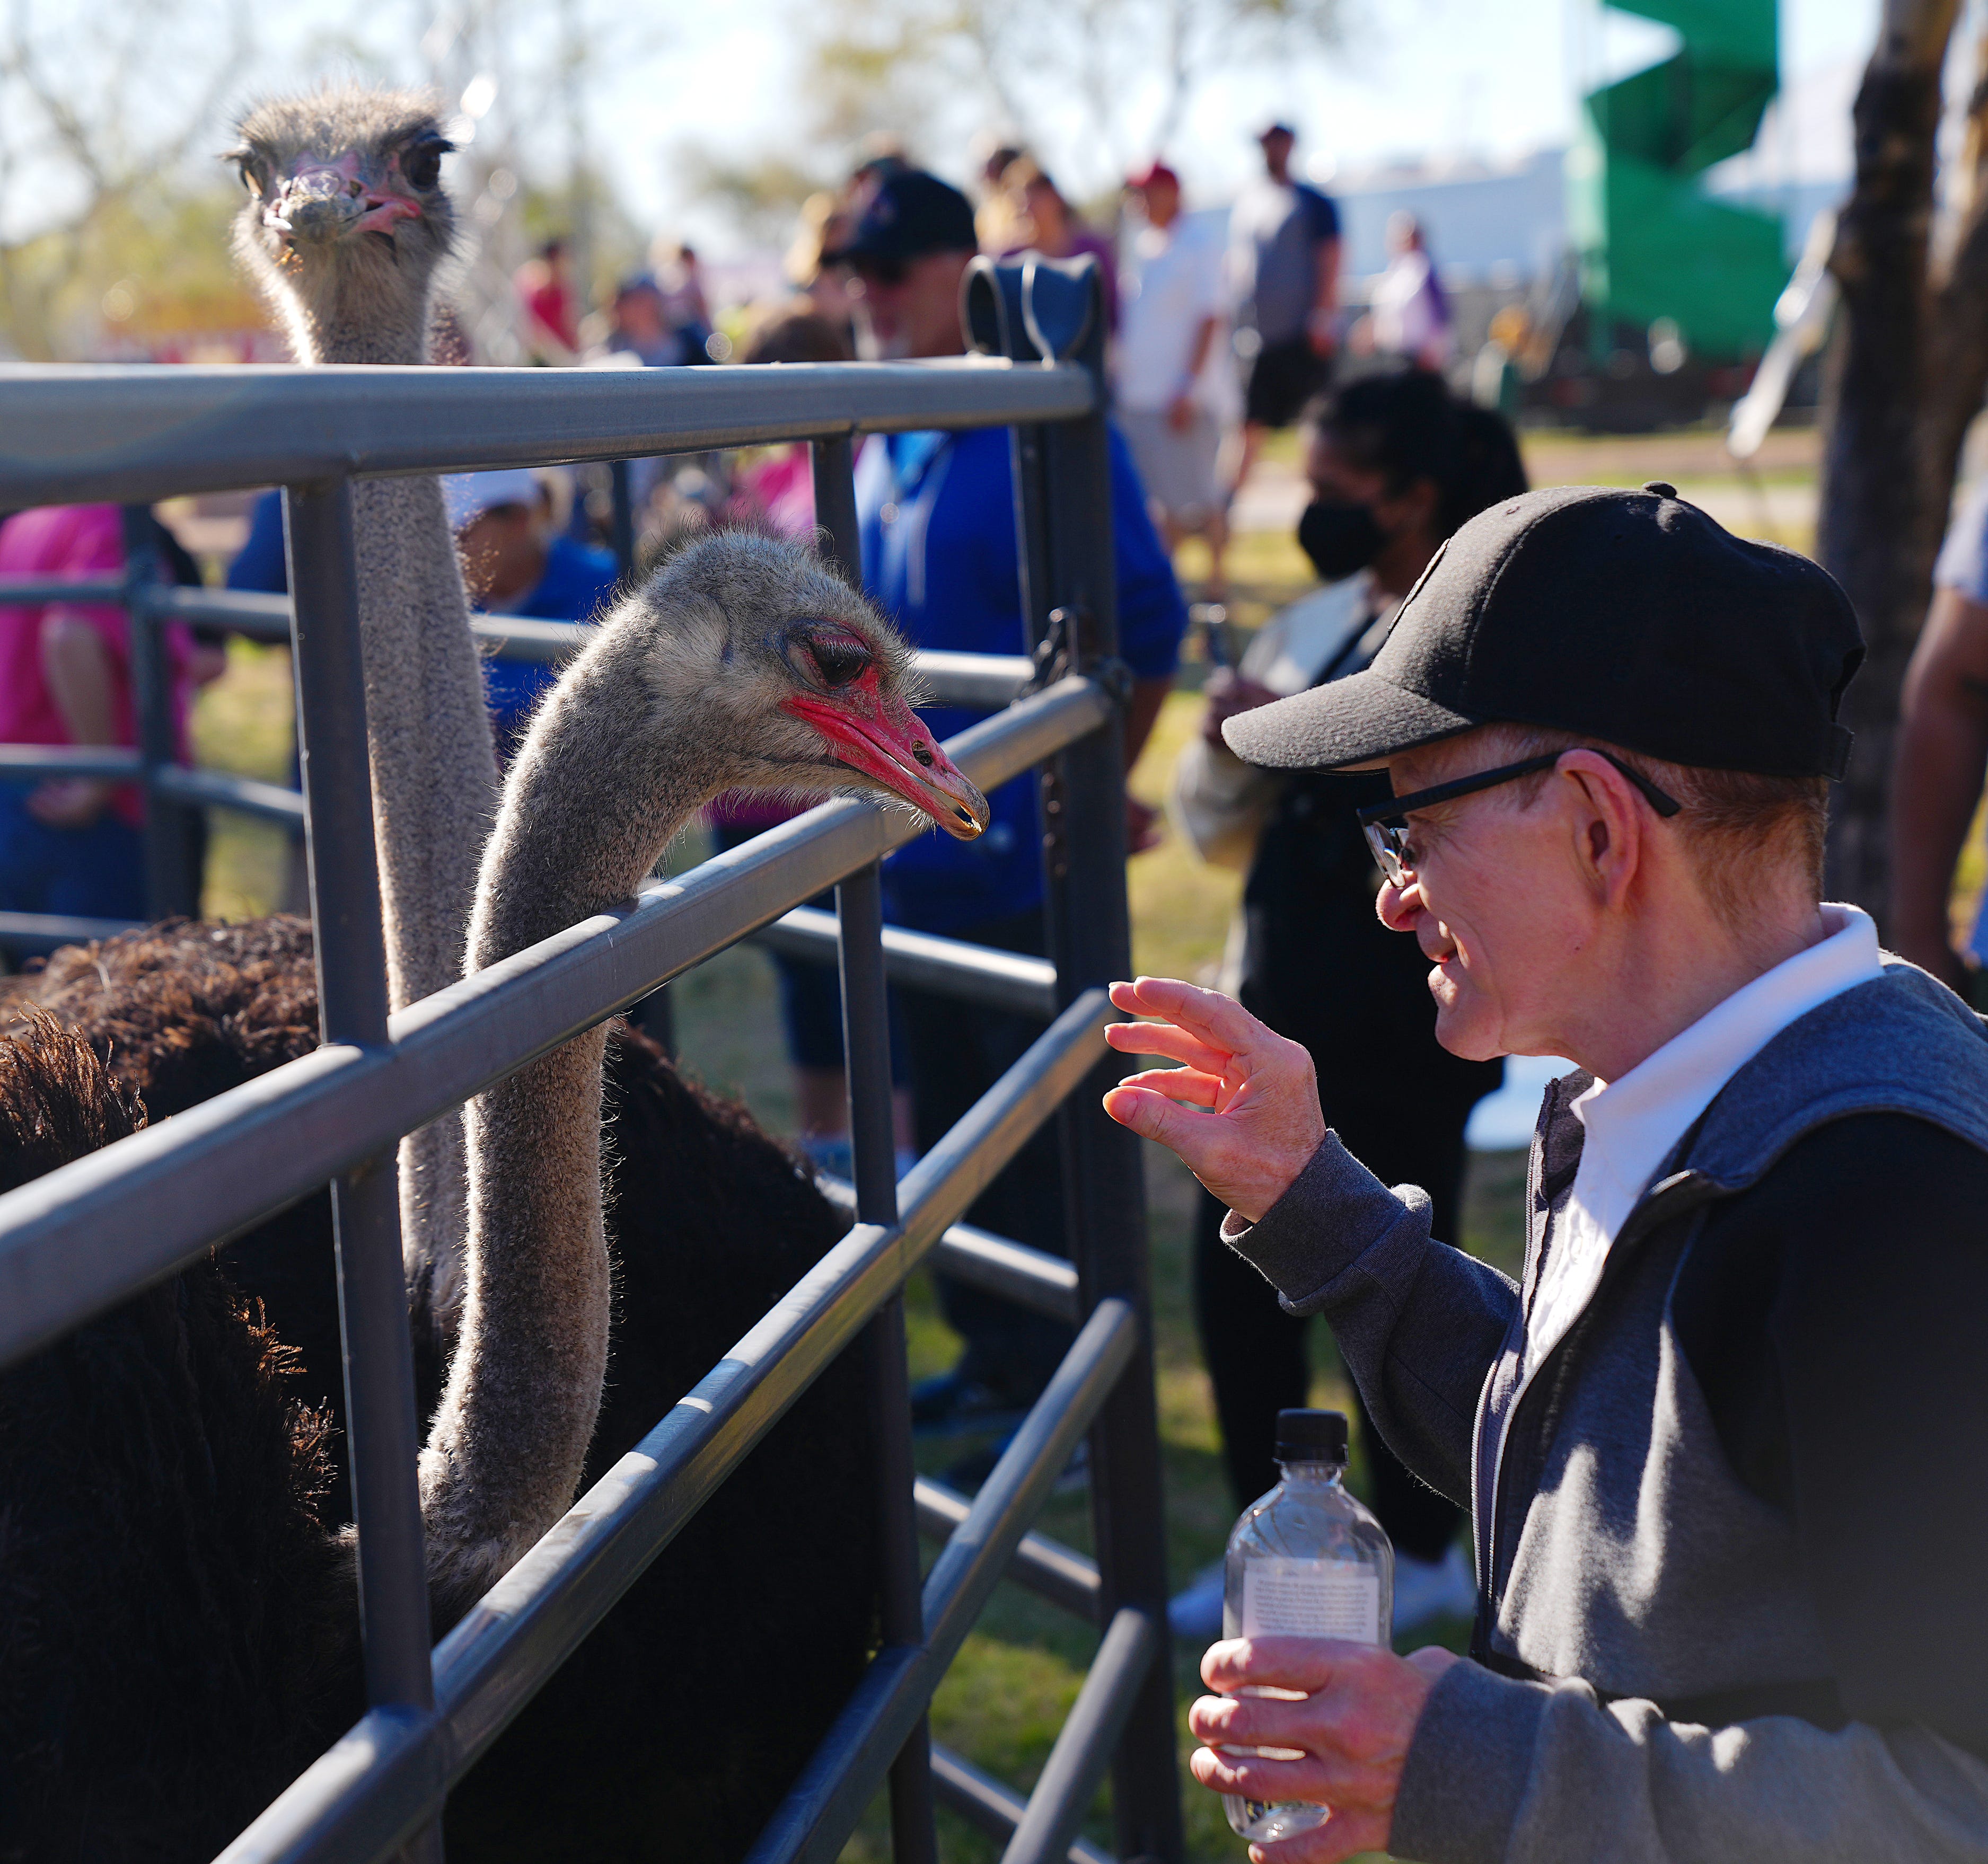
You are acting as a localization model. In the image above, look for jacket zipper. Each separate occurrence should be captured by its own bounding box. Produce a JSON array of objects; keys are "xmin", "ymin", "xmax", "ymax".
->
[{"xmin": 1480, "ymin": 1170, "xmax": 1725, "ymax": 1631}]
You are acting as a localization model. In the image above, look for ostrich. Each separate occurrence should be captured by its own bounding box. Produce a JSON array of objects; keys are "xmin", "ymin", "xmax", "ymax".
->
[
  {"xmin": 0, "ymin": 531, "xmax": 990, "ymax": 1861},
  {"xmin": 5, "ymin": 83, "xmax": 992, "ymax": 1858},
  {"xmin": 227, "ymin": 86, "xmax": 503, "ymax": 1315}
]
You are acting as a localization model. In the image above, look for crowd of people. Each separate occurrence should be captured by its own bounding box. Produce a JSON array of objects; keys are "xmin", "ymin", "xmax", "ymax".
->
[{"xmin": 5, "ymin": 103, "xmax": 1987, "ymax": 1862}]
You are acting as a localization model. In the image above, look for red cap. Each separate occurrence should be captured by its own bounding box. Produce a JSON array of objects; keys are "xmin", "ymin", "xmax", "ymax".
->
[{"xmin": 1126, "ymin": 161, "xmax": 1181, "ymax": 192}]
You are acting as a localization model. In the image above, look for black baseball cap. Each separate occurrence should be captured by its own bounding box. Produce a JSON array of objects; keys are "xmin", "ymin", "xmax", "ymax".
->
[
  {"xmin": 1224, "ymin": 482, "xmax": 1864, "ymax": 780},
  {"xmin": 824, "ymin": 170, "xmax": 978, "ymax": 267}
]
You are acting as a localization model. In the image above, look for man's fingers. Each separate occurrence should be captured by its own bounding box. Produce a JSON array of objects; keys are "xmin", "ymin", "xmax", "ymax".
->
[
  {"xmin": 1203, "ymin": 1636, "xmax": 1363, "ymax": 1694},
  {"xmin": 1101, "ymin": 1083, "xmax": 1231, "ymax": 1158},
  {"xmin": 1116, "ymin": 1066, "xmax": 1223, "ymax": 1107},
  {"xmin": 1104, "ymin": 1018, "xmax": 1231, "ymax": 1073},
  {"xmin": 1110, "ymin": 976, "xmax": 1269, "ymax": 1054},
  {"xmin": 1186, "ymin": 1742, "xmax": 1384, "ymax": 1813}
]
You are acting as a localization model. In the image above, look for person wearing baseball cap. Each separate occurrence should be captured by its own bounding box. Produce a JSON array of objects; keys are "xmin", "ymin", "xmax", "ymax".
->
[
  {"xmin": 1104, "ymin": 483, "xmax": 1988, "ymax": 1859},
  {"xmin": 821, "ymin": 165, "xmax": 1190, "ymax": 1460}
]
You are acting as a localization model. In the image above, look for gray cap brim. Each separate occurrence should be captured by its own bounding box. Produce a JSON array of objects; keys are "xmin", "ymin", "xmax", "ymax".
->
[{"xmin": 1220, "ymin": 667, "xmax": 1479, "ymax": 769}]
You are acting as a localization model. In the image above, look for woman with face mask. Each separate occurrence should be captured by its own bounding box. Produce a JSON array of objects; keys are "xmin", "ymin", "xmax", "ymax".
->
[{"xmin": 1166, "ymin": 368, "xmax": 1528, "ymax": 1643}]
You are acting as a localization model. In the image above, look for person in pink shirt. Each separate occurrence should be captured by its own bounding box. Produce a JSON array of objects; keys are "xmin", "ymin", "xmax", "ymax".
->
[{"xmin": 0, "ymin": 503, "xmax": 208, "ymax": 921}]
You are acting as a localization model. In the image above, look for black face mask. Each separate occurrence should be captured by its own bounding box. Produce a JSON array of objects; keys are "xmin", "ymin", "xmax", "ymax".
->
[{"xmin": 1298, "ymin": 497, "xmax": 1387, "ymax": 582}]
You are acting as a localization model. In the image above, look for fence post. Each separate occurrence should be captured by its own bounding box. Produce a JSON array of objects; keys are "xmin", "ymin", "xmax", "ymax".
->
[
  {"xmin": 815, "ymin": 432, "xmax": 942, "ymax": 1864},
  {"xmin": 120, "ymin": 505, "xmax": 201, "ymax": 918},
  {"xmin": 612, "ymin": 456, "xmax": 676, "ymax": 1057},
  {"xmin": 284, "ymin": 479, "xmax": 443, "ymax": 1864},
  {"xmin": 998, "ymin": 257, "xmax": 1185, "ymax": 1864}
]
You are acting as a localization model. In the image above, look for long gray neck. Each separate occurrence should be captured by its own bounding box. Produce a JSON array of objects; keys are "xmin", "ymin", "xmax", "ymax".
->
[
  {"xmin": 419, "ymin": 626, "xmax": 728, "ymax": 1612},
  {"xmin": 280, "ymin": 269, "xmax": 433, "ymax": 368},
  {"xmin": 279, "ymin": 261, "xmax": 500, "ymax": 1321}
]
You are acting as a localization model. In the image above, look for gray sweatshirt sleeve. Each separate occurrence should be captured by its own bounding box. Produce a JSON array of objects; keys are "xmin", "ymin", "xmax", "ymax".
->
[
  {"xmin": 1394, "ymin": 1658, "xmax": 1988, "ymax": 1864},
  {"xmin": 1220, "ymin": 1132, "xmax": 1518, "ymax": 1506}
]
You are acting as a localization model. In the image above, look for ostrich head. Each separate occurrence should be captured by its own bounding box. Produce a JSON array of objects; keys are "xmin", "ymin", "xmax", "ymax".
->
[
  {"xmin": 592, "ymin": 529, "xmax": 990, "ymax": 841},
  {"xmin": 227, "ymin": 87, "xmax": 456, "ymax": 364}
]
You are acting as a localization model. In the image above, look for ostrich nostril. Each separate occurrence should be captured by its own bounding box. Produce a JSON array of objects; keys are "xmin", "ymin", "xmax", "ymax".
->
[{"xmin": 913, "ymin": 743, "xmax": 935, "ymax": 767}]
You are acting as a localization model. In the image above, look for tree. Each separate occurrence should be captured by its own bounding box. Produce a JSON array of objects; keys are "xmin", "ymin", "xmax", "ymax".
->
[
  {"xmin": 798, "ymin": 0, "xmax": 1342, "ymax": 194},
  {"xmin": 0, "ymin": 0, "xmax": 253, "ymax": 359},
  {"xmin": 1818, "ymin": 0, "xmax": 1988, "ymax": 916}
]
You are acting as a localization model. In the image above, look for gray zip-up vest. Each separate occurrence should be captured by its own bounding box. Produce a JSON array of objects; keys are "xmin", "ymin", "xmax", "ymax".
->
[{"xmin": 1468, "ymin": 960, "xmax": 1988, "ymax": 1708}]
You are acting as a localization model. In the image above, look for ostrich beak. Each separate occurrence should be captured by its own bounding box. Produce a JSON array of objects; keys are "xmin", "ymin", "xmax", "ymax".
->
[
  {"xmin": 784, "ymin": 687, "xmax": 990, "ymax": 840},
  {"xmin": 266, "ymin": 156, "xmax": 418, "ymax": 242}
]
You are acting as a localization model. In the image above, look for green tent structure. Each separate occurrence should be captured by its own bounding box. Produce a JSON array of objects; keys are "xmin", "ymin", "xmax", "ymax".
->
[{"xmin": 1567, "ymin": 0, "xmax": 1785, "ymax": 360}]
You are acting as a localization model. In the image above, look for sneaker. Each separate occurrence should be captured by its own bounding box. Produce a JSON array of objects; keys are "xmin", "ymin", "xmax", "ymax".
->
[
  {"xmin": 1167, "ymin": 1559, "xmax": 1227, "ymax": 1646},
  {"xmin": 909, "ymin": 1370, "xmax": 1027, "ymax": 1440},
  {"xmin": 1392, "ymin": 1544, "xmax": 1476, "ymax": 1636}
]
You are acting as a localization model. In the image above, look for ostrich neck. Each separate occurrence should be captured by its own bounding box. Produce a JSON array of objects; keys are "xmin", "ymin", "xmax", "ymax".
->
[
  {"xmin": 278, "ymin": 261, "xmax": 500, "ymax": 1329},
  {"xmin": 419, "ymin": 644, "xmax": 723, "ymax": 1612},
  {"xmin": 285, "ymin": 268, "xmax": 432, "ymax": 368}
]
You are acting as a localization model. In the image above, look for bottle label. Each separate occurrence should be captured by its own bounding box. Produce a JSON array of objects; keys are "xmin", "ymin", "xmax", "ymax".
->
[{"xmin": 1242, "ymin": 1558, "xmax": 1380, "ymax": 1643}]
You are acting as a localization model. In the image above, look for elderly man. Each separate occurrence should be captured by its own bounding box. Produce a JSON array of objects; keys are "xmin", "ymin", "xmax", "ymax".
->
[{"xmin": 1105, "ymin": 483, "xmax": 1988, "ymax": 1861}]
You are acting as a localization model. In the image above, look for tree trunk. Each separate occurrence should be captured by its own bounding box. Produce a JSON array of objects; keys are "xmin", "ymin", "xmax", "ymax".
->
[{"xmin": 1818, "ymin": 0, "xmax": 1958, "ymax": 916}]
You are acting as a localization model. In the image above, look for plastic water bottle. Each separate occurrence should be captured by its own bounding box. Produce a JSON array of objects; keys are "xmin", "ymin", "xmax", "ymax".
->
[{"xmin": 1220, "ymin": 1409, "xmax": 1394, "ymax": 1843}]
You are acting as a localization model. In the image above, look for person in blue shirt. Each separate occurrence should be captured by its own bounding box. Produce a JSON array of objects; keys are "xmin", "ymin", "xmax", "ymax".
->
[
  {"xmin": 443, "ymin": 470, "xmax": 619, "ymax": 757},
  {"xmin": 832, "ymin": 170, "xmax": 1187, "ymax": 1449},
  {"xmin": 228, "ymin": 475, "xmax": 620, "ymax": 761}
]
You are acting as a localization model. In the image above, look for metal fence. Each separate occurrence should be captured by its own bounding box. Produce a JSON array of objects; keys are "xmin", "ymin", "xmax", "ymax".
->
[{"xmin": 0, "ymin": 253, "xmax": 1182, "ymax": 1864}]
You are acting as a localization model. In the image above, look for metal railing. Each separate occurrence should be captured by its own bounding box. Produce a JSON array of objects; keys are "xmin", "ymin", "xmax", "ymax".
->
[
  {"xmin": 0, "ymin": 251, "xmax": 1181, "ymax": 1864},
  {"xmin": 0, "ymin": 551, "xmax": 1033, "ymax": 960}
]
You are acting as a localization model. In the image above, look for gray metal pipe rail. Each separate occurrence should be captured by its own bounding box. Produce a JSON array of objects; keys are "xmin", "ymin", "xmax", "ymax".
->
[
  {"xmin": 931, "ymin": 1746, "xmax": 1114, "ymax": 1864},
  {"xmin": 1, "ymin": 262, "xmax": 1181, "ymax": 1864},
  {"xmin": 218, "ymin": 994, "xmax": 1119, "ymax": 1864},
  {"xmin": 913, "ymin": 1477, "xmax": 1100, "ymax": 1620},
  {"xmin": 0, "ymin": 677, "xmax": 1107, "ymax": 1370},
  {"xmin": 0, "ymin": 357, "xmax": 1093, "ymax": 506},
  {"xmin": 754, "ymin": 904, "xmax": 1059, "ymax": 1019},
  {"xmin": 816, "ymin": 1173, "xmax": 1079, "ymax": 1323}
]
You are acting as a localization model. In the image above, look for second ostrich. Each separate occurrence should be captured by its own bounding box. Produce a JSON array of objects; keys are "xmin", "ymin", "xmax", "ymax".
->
[{"xmin": 0, "ymin": 535, "xmax": 989, "ymax": 1861}]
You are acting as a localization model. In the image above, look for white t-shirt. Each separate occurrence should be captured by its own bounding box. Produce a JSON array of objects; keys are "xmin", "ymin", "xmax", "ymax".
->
[
  {"xmin": 1523, "ymin": 903, "xmax": 1885, "ymax": 1383},
  {"xmin": 1115, "ymin": 214, "xmax": 1229, "ymax": 414}
]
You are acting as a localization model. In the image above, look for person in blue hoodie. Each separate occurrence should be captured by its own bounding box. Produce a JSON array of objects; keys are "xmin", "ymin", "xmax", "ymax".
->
[{"xmin": 831, "ymin": 168, "xmax": 1187, "ymax": 1446}]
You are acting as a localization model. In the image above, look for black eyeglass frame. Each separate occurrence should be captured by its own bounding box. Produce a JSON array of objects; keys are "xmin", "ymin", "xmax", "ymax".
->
[{"xmin": 1355, "ymin": 748, "xmax": 1683, "ymax": 886}]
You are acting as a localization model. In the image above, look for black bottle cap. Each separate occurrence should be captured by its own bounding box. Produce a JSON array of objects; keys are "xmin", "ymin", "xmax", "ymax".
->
[{"xmin": 1275, "ymin": 1408, "xmax": 1349, "ymax": 1464}]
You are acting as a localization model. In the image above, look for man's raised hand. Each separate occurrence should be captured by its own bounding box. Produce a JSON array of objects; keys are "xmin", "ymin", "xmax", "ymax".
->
[{"xmin": 1102, "ymin": 977, "xmax": 1326, "ymax": 1223}]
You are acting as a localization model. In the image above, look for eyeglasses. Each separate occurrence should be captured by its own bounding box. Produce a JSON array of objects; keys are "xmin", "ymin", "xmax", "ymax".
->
[
  {"xmin": 1354, "ymin": 749, "xmax": 1682, "ymax": 887},
  {"xmin": 851, "ymin": 256, "xmax": 909, "ymax": 287}
]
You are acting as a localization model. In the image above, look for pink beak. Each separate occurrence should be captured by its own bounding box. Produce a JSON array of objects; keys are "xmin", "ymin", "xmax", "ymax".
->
[
  {"xmin": 782, "ymin": 678, "xmax": 990, "ymax": 840},
  {"xmin": 265, "ymin": 154, "xmax": 419, "ymax": 240}
]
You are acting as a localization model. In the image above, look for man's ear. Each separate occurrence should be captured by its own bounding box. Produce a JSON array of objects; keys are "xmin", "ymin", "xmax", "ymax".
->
[{"xmin": 1556, "ymin": 749, "xmax": 1646, "ymax": 906}]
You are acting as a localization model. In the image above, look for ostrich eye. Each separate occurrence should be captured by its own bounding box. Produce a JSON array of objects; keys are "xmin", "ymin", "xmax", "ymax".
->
[
  {"xmin": 403, "ymin": 138, "xmax": 450, "ymax": 190},
  {"xmin": 806, "ymin": 632, "xmax": 874, "ymax": 688},
  {"xmin": 230, "ymin": 152, "xmax": 262, "ymax": 196}
]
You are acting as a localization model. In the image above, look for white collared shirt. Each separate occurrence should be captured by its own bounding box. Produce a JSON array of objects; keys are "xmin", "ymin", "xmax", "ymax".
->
[{"xmin": 1522, "ymin": 903, "xmax": 1885, "ymax": 1381}]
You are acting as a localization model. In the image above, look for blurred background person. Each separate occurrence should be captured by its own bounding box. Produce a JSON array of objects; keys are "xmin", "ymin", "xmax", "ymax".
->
[
  {"xmin": 600, "ymin": 272, "xmax": 688, "ymax": 367},
  {"xmin": 0, "ymin": 504, "xmax": 221, "ymax": 922},
  {"xmin": 1359, "ymin": 210, "xmax": 1453, "ymax": 372},
  {"xmin": 785, "ymin": 192, "xmax": 859, "ymax": 350},
  {"xmin": 970, "ymin": 132, "xmax": 1028, "ymax": 249},
  {"xmin": 997, "ymin": 156, "xmax": 1119, "ymax": 332},
  {"xmin": 711, "ymin": 302, "xmax": 916, "ymax": 1180},
  {"xmin": 1890, "ymin": 472, "xmax": 1988, "ymax": 990},
  {"xmin": 515, "ymin": 236, "xmax": 580, "ymax": 363},
  {"xmin": 831, "ymin": 167, "xmax": 1186, "ymax": 1467},
  {"xmin": 1227, "ymin": 120, "xmax": 1341, "ymax": 504},
  {"xmin": 446, "ymin": 469, "xmax": 618, "ymax": 762},
  {"xmin": 1166, "ymin": 368, "xmax": 1527, "ymax": 1638},
  {"xmin": 653, "ymin": 240, "xmax": 716, "ymax": 361},
  {"xmin": 1117, "ymin": 161, "xmax": 1232, "ymax": 602}
]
